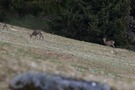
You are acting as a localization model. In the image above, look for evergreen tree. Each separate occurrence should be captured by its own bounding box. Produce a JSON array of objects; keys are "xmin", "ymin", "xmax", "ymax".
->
[{"xmin": 50, "ymin": 0, "xmax": 131, "ymax": 46}]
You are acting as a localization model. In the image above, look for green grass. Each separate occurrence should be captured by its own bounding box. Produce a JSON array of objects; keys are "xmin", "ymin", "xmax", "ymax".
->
[
  {"xmin": 71, "ymin": 64, "xmax": 89, "ymax": 72},
  {"xmin": 0, "ymin": 24, "xmax": 135, "ymax": 90},
  {"xmin": 0, "ymin": 41, "xmax": 11, "ymax": 47}
]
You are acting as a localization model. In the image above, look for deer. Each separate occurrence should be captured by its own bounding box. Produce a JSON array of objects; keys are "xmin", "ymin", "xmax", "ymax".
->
[
  {"xmin": 30, "ymin": 30, "xmax": 44, "ymax": 39},
  {"xmin": 2, "ymin": 24, "xmax": 8, "ymax": 29},
  {"xmin": 0, "ymin": 23, "xmax": 8, "ymax": 30},
  {"xmin": 103, "ymin": 38, "xmax": 115, "ymax": 47}
]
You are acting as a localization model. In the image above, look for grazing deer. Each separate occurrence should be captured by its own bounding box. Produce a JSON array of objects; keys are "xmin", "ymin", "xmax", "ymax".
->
[
  {"xmin": 103, "ymin": 38, "xmax": 115, "ymax": 47},
  {"xmin": 0, "ymin": 23, "xmax": 8, "ymax": 30},
  {"xmin": 0, "ymin": 23, "xmax": 8, "ymax": 29},
  {"xmin": 30, "ymin": 30, "xmax": 44, "ymax": 39}
]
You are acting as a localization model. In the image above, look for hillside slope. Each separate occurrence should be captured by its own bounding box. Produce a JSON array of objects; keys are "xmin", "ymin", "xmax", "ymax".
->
[{"xmin": 0, "ymin": 23, "xmax": 135, "ymax": 90}]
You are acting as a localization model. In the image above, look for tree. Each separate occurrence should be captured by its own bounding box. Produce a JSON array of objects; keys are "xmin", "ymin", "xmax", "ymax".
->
[
  {"xmin": 50, "ymin": 0, "xmax": 131, "ymax": 46},
  {"xmin": 0, "ymin": 0, "xmax": 12, "ymax": 21}
]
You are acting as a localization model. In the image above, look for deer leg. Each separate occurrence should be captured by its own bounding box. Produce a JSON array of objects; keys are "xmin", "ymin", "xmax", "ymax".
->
[
  {"xmin": 37, "ymin": 35, "xmax": 40, "ymax": 39},
  {"xmin": 112, "ymin": 45, "xmax": 115, "ymax": 48},
  {"xmin": 36, "ymin": 36, "xmax": 38, "ymax": 39},
  {"xmin": 40, "ymin": 34, "xmax": 44, "ymax": 39},
  {"xmin": 38, "ymin": 34, "xmax": 43, "ymax": 40},
  {"xmin": 29, "ymin": 33, "xmax": 32, "ymax": 39}
]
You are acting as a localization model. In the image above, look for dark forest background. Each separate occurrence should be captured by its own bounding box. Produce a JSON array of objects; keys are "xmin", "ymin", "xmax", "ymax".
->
[{"xmin": 1, "ymin": 0, "xmax": 135, "ymax": 49}]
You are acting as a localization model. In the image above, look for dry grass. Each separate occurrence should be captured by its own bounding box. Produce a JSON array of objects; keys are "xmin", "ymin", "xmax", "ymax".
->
[{"xmin": 0, "ymin": 23, "xmax": 135, "ymax": 90}]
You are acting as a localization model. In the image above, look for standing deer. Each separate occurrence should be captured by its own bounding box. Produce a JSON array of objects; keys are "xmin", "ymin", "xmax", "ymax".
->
[
  {"xmin": 30, "ymin": 30, "xmax": 44, "ymax": 39},
  {"xmin": 103, "ymin": 38, "xmax": 115, "ymax": 47}
]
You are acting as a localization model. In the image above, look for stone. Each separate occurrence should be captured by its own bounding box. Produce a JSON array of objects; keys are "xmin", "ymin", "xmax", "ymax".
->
[{"xmin": 9, "ymin": 72, "xmax": 110, "ymax": 90}]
